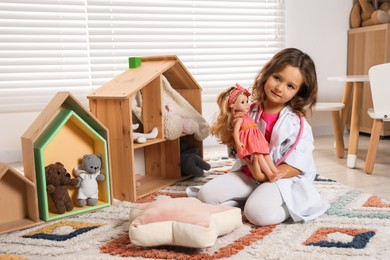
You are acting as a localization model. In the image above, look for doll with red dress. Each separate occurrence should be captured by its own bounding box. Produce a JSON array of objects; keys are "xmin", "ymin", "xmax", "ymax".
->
[{"xmin": 211, "ymin": 84, "xmax": 285, "ymax": 182}]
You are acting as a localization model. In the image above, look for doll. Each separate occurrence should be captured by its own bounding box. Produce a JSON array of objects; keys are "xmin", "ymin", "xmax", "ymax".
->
[{"xmin": 211, "ymin": 84, "xmax": 285, "ymax": 182}]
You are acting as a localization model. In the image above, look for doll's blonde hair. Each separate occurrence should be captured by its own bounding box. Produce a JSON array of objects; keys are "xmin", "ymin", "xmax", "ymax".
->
[{"xmin": 211, "ymin": 86, "xmax": 248, "ymax": 147}]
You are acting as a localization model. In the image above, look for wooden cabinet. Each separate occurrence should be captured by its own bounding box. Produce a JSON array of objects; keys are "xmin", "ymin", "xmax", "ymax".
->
[
  {"xmin": 87, "ymin": 56, "xmax": 203, "ymax": 202},
  {"xmin": 347, "ymin": 24, "xmax": 390, "ymax": 135}
]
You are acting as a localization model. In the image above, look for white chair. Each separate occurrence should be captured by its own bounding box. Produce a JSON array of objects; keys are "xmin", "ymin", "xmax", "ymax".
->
[
  {"xmin": 314, "ymin": 102, "xmax": 345, "ymax": 158},
  {"xmin": 364, "ymin": 63, "xmax": 390, "ymax": 174}
]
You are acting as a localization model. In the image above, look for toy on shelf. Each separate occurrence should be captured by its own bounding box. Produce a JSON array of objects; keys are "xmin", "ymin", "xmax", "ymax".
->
[
  {"xmin": 73, "ymin": 154, "xmax": 105, "ymax": 207},
  {"xmin": 180, "ymin": 141, "xmax": 211, "ymax": 177},
  {"xmin": 129, "ymin": 57, "xmax": 142, "ymax": 68},
  {"xmin": 132, "ymin": 123, "xmax": 158, "ymax": 144},
  {"xmin": 164, "ymin": 103, "xmax": 200, "ymax": 138},
  {"xmin": 132, "ymin": 75, "xmax": 210, "ymax": 141},
  {"xmin": 350, "ymin": 0, "xmax": 390, "ymax": 28},
  {"xmin": 161, "ymin": 75, "xmax": 209, "ymax": 141},
  {"xmin": 45, "ymin": 162, "xmax": 79, "ymax": 214}
]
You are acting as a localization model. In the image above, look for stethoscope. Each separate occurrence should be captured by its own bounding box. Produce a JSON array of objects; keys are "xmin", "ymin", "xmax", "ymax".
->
[{"xmin": 250, "ymin": 103, "xmax": 305, "ymax": 166}]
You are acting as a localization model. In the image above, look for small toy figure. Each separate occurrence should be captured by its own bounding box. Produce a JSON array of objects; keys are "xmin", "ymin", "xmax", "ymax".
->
[
  {"xmin": 45, "ymin": 162, "xmax": 79, "ymax": 214},
  {"xmin": 132, "ymin": 123, "xmax": 158, "ymax": 144},
  {"xmin": 74, "ymin": 154, "xmax": 105, "ymax": 207},
  {"xmin": 211, "ymin": 84, "xmax": 285, "ymax": 182},
  {"xmin": 180, "ymin": 140, "xmax": 211, "ymax": 177}
]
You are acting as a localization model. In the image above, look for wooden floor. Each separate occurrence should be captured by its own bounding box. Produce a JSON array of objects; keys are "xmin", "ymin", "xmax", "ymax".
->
[
  {"xmin": 204, "ymin": 134, "xmax": 390, "ymax": 201},
  {"xmin": 313, "ymin": 134, "xmax": 390, "ymax": 201}
]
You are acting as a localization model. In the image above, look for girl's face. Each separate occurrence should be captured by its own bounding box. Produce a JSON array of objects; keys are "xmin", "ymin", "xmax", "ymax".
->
[
  {"xmin": 231, "ymin": 93, "xmax": 249, "ymax": 113},
  {"xmin": 264, "ymin": 65, "xmax": 303, "ymax": 110}
]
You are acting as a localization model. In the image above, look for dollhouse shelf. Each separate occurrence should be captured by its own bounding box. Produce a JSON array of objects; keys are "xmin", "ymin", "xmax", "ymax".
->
[
  {"xmin": 87, "ymin": 55, "xmax": 204, "ymax": 202},
  {"xmin": 33, "ymin": 109, "xmax": 111, "ymax": 221},
  {"xmin": 0, "ymin": 163, "xmax": 41, "ymax": 234},
  {"xmin": 21, "ymin": 92, "xmax": 112, "ymax": 222}
]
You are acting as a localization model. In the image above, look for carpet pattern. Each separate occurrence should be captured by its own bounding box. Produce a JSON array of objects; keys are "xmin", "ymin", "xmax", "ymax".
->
[{"xmin": 0, "ymin": 169, "xmax": 390, "ymax": 259}]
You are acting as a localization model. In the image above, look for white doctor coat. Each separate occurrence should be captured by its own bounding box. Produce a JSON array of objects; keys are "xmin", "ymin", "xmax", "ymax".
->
[{"xmin": 232, "ymin": 104, "xmax": 330, "ymax": 222}]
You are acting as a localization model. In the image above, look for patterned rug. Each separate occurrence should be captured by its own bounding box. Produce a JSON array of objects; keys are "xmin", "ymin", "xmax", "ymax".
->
[{"xmin": 1, "ymin": 161, "xmax": 390, "ymax": 260}]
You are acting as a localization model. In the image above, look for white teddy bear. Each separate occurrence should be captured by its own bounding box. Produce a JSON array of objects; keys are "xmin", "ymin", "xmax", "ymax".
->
[{"xmin": 73, "ymin": 154, "xmax": 105, "ymax": 207}]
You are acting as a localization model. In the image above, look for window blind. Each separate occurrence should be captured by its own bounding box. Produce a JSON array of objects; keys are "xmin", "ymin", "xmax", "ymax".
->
[
  {"xmin": 0, "ymin": 0, "xmax": 285, "ymax": 112},
  {"xmin": 0, "ymin": 0, "xmax": 91, "ymax": 112}
]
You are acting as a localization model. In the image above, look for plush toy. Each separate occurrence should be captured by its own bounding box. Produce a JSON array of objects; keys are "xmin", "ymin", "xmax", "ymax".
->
[
  {"xmin": 132, "ymin": 123, "xmax": 158, "ymax": 144},
  {"xmin": 350, "ymin": 0, "xmax": 390, "ymax": 28},
  {"xmin": 180, "ymin": 141, "xmax": 211, "ymax": 177},
  {"xmin": 131, "ymin": 75, "xmax": 210, "ymax": 141},
  {"xmin": 161, "ymin": 76, "xmax": 210, "ymax": 141},
  {"xmin": 164, "ymin": 104, "xmax": 201, "ymax": 140},
  {"xmin": 73, "ymin": 154, "xmax": 105, "ymax": 207},
  {"xmin": 45, "ymin": 162, "xmax": 79, "ymax": 214}
]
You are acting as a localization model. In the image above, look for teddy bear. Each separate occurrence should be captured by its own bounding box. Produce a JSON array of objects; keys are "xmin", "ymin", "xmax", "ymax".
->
[
  {"xmin": 45, "ymin": 162, "xmax": 79, "ymax": 214},
  {"xmin": 350, "ymin": 0, "xmax": 390, "ymax": 28},
  {"xmin": 73, "ymin": 154, "xmax": 105, "ymax": 207},
  {"xmin": 180, "ymin": 140, "xmax": 211, "ymax": 177}
]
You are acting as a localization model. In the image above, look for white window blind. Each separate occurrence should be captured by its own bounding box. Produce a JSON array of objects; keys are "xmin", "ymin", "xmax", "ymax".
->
[
  {"xmin": 0, "ymin": 0, "xmax": 91, "ymax": 112},
  {"xmin": 0, "ymin": 0, "xmax": 285, "ymax": 112}
]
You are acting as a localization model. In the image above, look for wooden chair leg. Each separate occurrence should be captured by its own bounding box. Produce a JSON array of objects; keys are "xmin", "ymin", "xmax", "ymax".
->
[
  {"xmin": 364, "ymin": 119, "xmax": 383, "ymax": 174},
  {"xmin": 340, "ymin": 82, "xmax": 353, "ymax": 132},
  {"xmin": 331, "ymin": 111, "xmax": 345, "ymax": 158}
]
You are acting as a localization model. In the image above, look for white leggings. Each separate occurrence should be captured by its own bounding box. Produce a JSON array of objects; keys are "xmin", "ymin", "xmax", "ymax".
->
[{"xmin": 197, "ymin": 172, "xmax": 290, "ymax": 226}]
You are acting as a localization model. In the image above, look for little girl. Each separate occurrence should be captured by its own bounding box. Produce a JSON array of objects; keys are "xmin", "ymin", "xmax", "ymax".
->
[
  {"xmin": 193, "ymin": 48, "xmax": 329, "ymax": 226},
  {"xmin": 211, "ymin": 83, "xmax": 285, "ymax": 182}
]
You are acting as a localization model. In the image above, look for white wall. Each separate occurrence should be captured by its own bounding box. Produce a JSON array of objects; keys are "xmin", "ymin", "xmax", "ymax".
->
[
  {"xmin": 285, "ymin": 0, "xmax": 352, "ymax": 135},
  {"xmin": 0, "ymin": 1, "xmax": 354, "ymax": 163}
]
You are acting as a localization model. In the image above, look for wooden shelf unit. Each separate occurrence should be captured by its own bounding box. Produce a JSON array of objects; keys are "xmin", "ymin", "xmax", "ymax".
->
[
  {"xmin": 21, "ymin": 92, "xmax": 112, "ymax": 222},
  {"xmin": 0, "ymin": 163, "xmax": 41, "ymax": 234},
  {"xmin": 88, "ymin": 55, "xmax": 203, "ymax": 202},
  {"xmin": 347, "ymin": 24, "xmax": 390, "ymax": 136}
]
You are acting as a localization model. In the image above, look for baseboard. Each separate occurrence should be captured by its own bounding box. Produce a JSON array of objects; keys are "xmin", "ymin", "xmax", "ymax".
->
[{"xmin": 0, "ymin": 150, "xmax": 22, "ymax": 164}]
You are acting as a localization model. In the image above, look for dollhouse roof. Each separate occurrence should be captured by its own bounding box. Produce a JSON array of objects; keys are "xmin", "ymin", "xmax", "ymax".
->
[
  {"xmin": 22, "ymin": 92, "xmax": 108, "ymax": 143},
  {"xmin": 88, "ymin": 55, "xmax": 202, "ymax": 99},
  {"xmin": 21, "ymin": 91, "xmax": 109, "ymax": 184}
]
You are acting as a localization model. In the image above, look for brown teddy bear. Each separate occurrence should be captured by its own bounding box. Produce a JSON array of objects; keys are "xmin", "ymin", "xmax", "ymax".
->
[
  {"xmin": 45, "ymin": 162, "xmax": 79, "ymax": 214},
  {"xmin": 350, "ymin": 0, "xmax": 390, "ymax": 28}
]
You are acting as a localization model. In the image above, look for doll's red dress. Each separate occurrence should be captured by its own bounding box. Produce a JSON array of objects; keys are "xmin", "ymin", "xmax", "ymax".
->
[{"xmin": 236, "ymin": 115, "xmax": 269, "ymax": 159}]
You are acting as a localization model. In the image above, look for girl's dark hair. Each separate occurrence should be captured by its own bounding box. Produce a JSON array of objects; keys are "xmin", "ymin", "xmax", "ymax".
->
[{"xmin": 251, "ymin": 48, "xmax": 318, "ymax": 116}]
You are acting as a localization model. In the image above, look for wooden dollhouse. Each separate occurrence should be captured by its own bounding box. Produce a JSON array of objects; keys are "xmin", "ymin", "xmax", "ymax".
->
[{"xmin": 88, "ymin": 55, "xmax": 204, "ymax": 202}]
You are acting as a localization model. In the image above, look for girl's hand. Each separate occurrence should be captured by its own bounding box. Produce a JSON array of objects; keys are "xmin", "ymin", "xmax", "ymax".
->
[{"xmin": 243, "ymin": 157, "xmax": 267, "ymax": 182}]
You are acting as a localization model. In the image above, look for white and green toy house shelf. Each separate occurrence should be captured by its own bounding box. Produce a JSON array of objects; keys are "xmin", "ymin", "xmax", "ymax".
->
[
  {"xmin": 88, "ymin": 55, "xmax": 208, "ymax": 202},
  {"xmin": 21, "ymin": 92, "xmax": 112, "ymax": 221}
]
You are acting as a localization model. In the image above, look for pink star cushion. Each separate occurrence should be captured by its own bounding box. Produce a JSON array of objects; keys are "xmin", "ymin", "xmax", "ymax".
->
[{"xmin": 129, "ymin": 197, "xmax": 242, "ymax": 248}]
